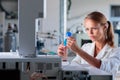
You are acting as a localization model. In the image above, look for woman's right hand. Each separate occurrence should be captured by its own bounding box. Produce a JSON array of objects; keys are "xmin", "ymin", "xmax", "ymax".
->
[{"xmin": 57, "ymin": 44, "xmax": 67, "ymax": 60}]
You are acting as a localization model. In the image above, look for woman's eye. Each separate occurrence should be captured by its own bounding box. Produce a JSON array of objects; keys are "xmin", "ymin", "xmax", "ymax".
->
[
  {"xmin": 85, "ymin": 28, "xmax": 89, "ymax": 31},
  {"xmin": 92, "ymin": 28, "xmax": 98, "ymax": 30},
  {"xmin": 85, "ymin": 27, "xmax": 98, "ymax": 31}
]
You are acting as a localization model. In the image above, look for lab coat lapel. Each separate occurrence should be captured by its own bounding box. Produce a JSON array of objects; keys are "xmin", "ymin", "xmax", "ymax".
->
[
  {"xmin": 96, "ymin": 44, "xmax": 112, "ymax": 59},
  {"xmin": 89, "ymin": 42, "xmax": 95, "ymax": 57}
]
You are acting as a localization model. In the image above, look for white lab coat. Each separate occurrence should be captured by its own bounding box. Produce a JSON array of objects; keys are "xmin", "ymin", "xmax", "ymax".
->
[{"xmin": 71, "ymin": 42, "xmax": 120, "ymax": 75}]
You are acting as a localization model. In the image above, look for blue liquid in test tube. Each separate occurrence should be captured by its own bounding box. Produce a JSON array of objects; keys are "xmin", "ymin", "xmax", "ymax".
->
[{"xmin": 64, "ymin": 32, "xmax": 72, "ymax": 46}]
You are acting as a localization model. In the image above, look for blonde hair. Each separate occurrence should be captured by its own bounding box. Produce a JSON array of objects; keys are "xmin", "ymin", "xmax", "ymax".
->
[{"xmin": 85, "ymin": 11, "xmax": 114, "ymax": 47}]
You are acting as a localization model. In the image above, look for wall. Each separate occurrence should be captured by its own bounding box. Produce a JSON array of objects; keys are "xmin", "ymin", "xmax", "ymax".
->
[{"xmin": 69, "ymin": 0, "xmax": 120, "ymax": 19}]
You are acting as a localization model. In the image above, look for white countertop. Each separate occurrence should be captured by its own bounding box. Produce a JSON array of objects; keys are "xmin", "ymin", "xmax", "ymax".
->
[
  {"xmin": 62, "ymin": 61, "xmax": 112, "ymax": 76},
  {"xmin": 0, "ymin": 52, "xmax": 113, "ymax": 76},
  {"xmin": 0, "ymin": 52, "xmax": 61, "ymax": 62}
]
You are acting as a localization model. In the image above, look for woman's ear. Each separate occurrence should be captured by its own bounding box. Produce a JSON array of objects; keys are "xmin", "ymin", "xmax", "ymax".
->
[
  {"xmin": 102, "ymin": 25, "xmax": 106, "ymax": 31},
  {"xmin": 103, "ymin": 23, "xmax": 108, "ymax": 31}
]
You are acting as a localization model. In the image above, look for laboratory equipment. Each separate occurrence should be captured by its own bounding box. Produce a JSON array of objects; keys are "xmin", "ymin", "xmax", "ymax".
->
[
  {"xmin": 4, "ymin": 23, "xmax": 17, "ymax": 52},
  {"xmin": 61, "ymin": 64, "xmax": 113, "ymax": 80},
  {"xmin": 18, "ymin": 0, "xmax": 46, "ymax": 57},
  {"xmin": 60, "ymin": 69, "xmax": 89, "ymax": 80},
  {"xmin": 36, "ymin": 38, "xmax": 46, "ymax": 55},
  {"xmin": 73, "ymin": 33, "xmax": 91, "ymax": 47},
  {"xmin": 37, "ymin": 38, "xmax": 45, "ymax": 51}
]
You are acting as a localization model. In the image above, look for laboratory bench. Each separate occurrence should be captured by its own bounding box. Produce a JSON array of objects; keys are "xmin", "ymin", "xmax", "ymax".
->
[
  {"xmin": 0, "ymin": 52, "xmax": 61, "ymax": 80},
  {"xmin": 0, "ymin": 52, "xmax": 115, "ymax": 80},
  {"xmin": 62, "ymin": 61, "xmax": 113, "ymax": 80}
]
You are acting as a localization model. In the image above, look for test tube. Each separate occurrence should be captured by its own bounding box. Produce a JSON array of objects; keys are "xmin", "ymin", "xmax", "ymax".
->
[
  {"xmin": 63, "ymin": 32, "xmax": 72, "ymax": 61},
  {"xmin": 64, "ymin": 32, "xmax": 72, "ymax": 46}
]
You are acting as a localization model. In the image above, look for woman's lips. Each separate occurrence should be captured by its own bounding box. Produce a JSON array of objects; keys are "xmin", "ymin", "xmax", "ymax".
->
[{"xmin": 90, "ymin": 36, "xmax": 95, "ymax": 39}]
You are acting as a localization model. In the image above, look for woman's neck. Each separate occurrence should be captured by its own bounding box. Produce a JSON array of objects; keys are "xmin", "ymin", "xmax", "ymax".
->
[
  {"xmin": 94, "ymin": 41, "xmax": 106, "ymax": 57},
  {"xmin": 95, "ymin": 41, "xmax": 106, "ymax": 50}
]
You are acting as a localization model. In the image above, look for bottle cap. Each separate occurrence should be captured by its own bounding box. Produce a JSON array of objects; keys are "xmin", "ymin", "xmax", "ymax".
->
[{"xmin": 66, "ymin": 32, "xmax": 72, "ymax": 37}]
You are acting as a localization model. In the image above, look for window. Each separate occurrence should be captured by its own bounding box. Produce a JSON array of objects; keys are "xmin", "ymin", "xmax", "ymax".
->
[
  {"xmin": 111, "ymin": 5, "xmax": 120, "ymax": 17},
  {"xmin": 110, "ymin": 5, "xmax": 120, "ymax": 30}
]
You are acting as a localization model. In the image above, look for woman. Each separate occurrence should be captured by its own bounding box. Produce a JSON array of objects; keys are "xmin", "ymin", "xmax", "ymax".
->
[{"xmin": 57, "ymin": 11, "xmax": 120, "ymax": 74}]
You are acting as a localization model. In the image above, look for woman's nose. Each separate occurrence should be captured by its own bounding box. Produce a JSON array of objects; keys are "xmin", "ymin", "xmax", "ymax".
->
[{"xmin": 89, "ymin": 29, "xmax": 93, "ymax": 34}]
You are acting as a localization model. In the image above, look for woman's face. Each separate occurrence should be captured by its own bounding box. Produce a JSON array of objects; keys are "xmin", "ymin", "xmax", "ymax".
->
[{"xmin": 84, "ymin": 19, "xmax": 106, "ymax": 42}]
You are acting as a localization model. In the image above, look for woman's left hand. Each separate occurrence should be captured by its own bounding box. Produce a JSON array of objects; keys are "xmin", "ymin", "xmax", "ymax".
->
[
  {"xmin": 30, "ymin": 72, "xmax": 47, "ymax": 80},
  {"xmin": 67, "ymin": 37, "xmax": 80, "ymax": 53},
  {"xmin": 30, "ymin": 72, "xmax": 42, "ymax": 80}
]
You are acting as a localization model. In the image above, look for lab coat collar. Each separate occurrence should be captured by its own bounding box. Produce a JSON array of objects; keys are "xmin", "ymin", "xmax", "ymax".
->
[{"xmin": 91, "ymin": 42, "xmax": 113, "ymax": 59}]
